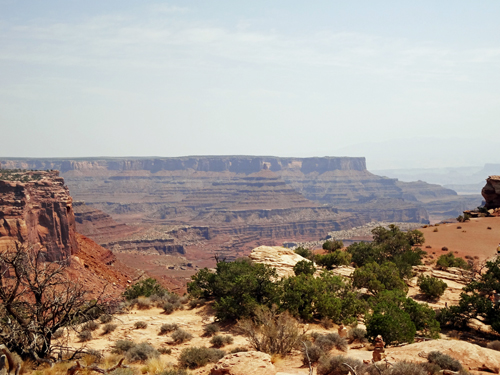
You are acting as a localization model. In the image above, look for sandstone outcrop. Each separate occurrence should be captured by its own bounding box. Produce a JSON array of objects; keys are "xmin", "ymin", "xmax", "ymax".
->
[
  {"xmin": 248, "ymin": 245, "xmax": 311, "ymax": 278},
  {"xmin": 211, "ymin": 351, "xmax": 276, "ymax": 375},
  {"xmin": 386, "ymin": 339, "xmax": 500, "ymax": 373},
  {"xmin": 0, "ymin": 170, "xmax": 78, "ymax": 260},
  {"xmin": 482, "ymin": 175, "xmax": 500, "ymax": 209}
]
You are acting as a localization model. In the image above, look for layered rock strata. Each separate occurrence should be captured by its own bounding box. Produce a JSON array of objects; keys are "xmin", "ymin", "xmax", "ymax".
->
[
  {"xmin": 0, "ymin": 170, "xmax": 78, "ymax": 260},
  {"xmin": 482, "ymin": 176, "xmax": 500, "ymax": 209}
]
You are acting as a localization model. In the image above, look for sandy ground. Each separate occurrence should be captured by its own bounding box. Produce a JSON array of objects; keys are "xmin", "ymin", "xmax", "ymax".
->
[{"xmin": 418, "ymin": 217, "xmax": 500, "ymax": 262}]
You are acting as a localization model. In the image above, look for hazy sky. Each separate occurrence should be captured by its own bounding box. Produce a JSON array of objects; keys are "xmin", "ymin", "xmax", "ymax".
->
[{"xmin": 1, "ymin": 1, "xmax": 499, "ymax": 169}]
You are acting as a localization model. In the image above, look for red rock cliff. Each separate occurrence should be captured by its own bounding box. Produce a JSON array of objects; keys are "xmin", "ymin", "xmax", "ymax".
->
[{"xmin": 0, "ymin": 170, "xmax": 78, "ymax": 260}]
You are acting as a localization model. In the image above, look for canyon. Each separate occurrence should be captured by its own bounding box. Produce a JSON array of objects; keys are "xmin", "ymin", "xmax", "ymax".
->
[{"xmin": 0, "ymin": 156, "xmax": 481, "ymax": 279}]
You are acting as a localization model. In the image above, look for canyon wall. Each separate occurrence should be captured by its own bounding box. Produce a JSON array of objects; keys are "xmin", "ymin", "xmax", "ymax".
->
[{"xmin": 0, "ymin": 170, "xmax": 78, "ymax": 260}]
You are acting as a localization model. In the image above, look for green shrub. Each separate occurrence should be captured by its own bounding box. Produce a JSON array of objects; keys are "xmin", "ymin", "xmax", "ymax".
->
[
  {"xmin": 171, "ymin": 328, "xmax": 193, "ymax": 344},
  {"xmin": 124, "ymin": 278, "xmax": 167, "ymax": 300},
  {"xmin": 323, "ymin": 240, "xmax": 344, "ymax": 252},
  {"xmin": 125, "ymin": 342, "xmax": 160, "ymax": 363},
  {"xmin": 178, "ymin": 347, "xmax": 226, "ymax": 369},
  {"xmin": 366, "ymin": 304, "xmax": 416, "ymax": 346},
  {"xmin": 160, "ymin": 323, "xmax": 179, "ymax": 335},
  {"xmin": 436, "ymin": 253, "xmax": 469, "ymax": 269},
  {"xmin": 353, "ymin": 261, "xmax": 408, "ymax": 295},
  {"xmin": 78, "ymin": 330, "xmax": 92, "ymax": 342},
  {"xmin": 315, "ymin": 251, "xmax": 351, "ymax": 270},
  {"xmin": 427, "ymin": 351, "xmax": 462, "ymax": 372},
  {"xmin": 417, "ymin": 275, "xmax": 447, "ymax": 299},
  {"xmin": 102, "ymin": 323, "xmax": 117, "ymax": 335},
  {"xmin": 188, "ymin": 259, "xmax": 279, "ymax": 321},
  {"xmin": 134, "ymin": 321, "xmax": 148, "ymax": 329},
  {"xmin": 83, "ymin": 321, "xmax": 100, "ymax": 331},
  {"xmin": 348, "ymin": 327, "xmax": 367, "ymax": 343},
  {"xmin": 317, "ymin": 355, "xmax": 366, "ymax": 375},
  {"xmin": 99, "ymin": 314, "xmax": 113, "ymax": 324},
  {"xmin": 293, "ymin": 260, "xmax": 316, "ymax": 276},
  {"xmin": 210, "ymin": 335, "xmax": 234, "ymax": 348},
  {"xmin": 112, "ymin": 340, "xmax": 136, "ymax": 354},
  {"xmin": 294, "ymin": 247, "xmax": 313, "ymax": 259},
  {"xmin": 203, "ymin": 323, "xmax": 220, "ymax": 337}
]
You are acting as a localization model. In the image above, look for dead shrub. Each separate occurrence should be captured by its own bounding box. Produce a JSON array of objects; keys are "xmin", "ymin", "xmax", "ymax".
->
[
  {"xmin": 301, "ymin": 343, "xmax": 324, "ymax": 365},
  {"xmin": 178, "ymin": 347, "xmax": 225, "ymax": 369},
  {"xmin": 203, "ymin": 323, "xmax": 220, "ymax": 337},
  {"xmin": 112, "ymin": 340, "xmax": 137, "ymax": 354},
  {"xmin": 441, "ymin": 247, "xmax": 448, "ymax": 251},
  {"xmin": 102, "ymin": 323, "xmax": 117, "ymax": 335},
  {"xmin": 171, "ymin": 328, "xmax": 193, "ymax": 344},
  {"xmin": 136, "ymin": 297, "xmax": 152, "ymax": 310},
  {"xmin": 237, "ymin": 306, "xmax": 300, "ymax": 356},
  {"xmin": 159, "ymin": 323, "xmax": 179, "ymax": 335},
  {"xmin": 348, "ymin": 327, "xmax": 367, "ymax": 343},
  {"xmin": 83, "ymin": 320, "xmax": 100, "ymax": 331},
  {"xmin": 78, "ymin": 330, "xmax": 92, "ymax": 342},
  {"xmin": 134, "ymin": 321, "xmax": 148, "ymax": 329},
  {"xmin": 433, "ymin": 228, "xmax": 439, "ymax": 232},
  {"xmin": 317, "ymin": 355, "xmax": 367, "ymax": 375},
  {"xmin": 99, "ymin": 314, "xmax": 113, "ymax": 324},
  {"xmin": 427, "ymin": 351, "xmax": 462, "ymax": 372},
  {"xmin": 125, "ymin": 342, "xmax": 159, "ymax": 363},
  {"xmin": 210, "ymin": 335, "xmax": 233, "ymax": 348}
]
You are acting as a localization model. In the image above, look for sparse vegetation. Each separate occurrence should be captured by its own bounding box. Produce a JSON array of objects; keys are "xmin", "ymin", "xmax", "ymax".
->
[
  {"xmin": 317, "ymin": 355, "xmax": 366, "ymax": 375},
  {"xmin": 178, "ymin": 347, "xmax": 226, "ymax": 369},
  {"xmin": 237, "ymin": 306, "xmax": 300, "ymax": 356},
  {"xmin": 78, "ymin": 330, "xmax": 92, "ymax": 342},
  {"xmin": 203, "ymin": 323, "xmax": 220, "ymax": 337},
  {"xmin": 113, "ymin": 340, "xmax": 137, "ymax": 354},
  {"xmin": 347, "ymin": 327, "xmax": 367, "ymax": 343},
  {"xmin": 102, "ymin": 323, "xmax": 117, "ymax": 334},
  {"xmin": 125, "ymin": 342, "xmax": 160, "ymax": 363},
  {"xmin": 160, "ymin": 323, "xmax": 179, "ymax": 335},
  {"xmin": 427, "ymin": 351, "xmax": 462, "ymax": 372},
  {"xmin": 210, "ymin": 335, "xmax": 233, "ymax": 348},
  {"xmin": 100, "ymin": 314, "xmax": 113, "ymax": 324},
  {"xmin": 83, "ymin": 320, "xmax": 100, "ymax": 331},
  {"xmin": 134, "ymin": 321, "xmax": 148, "ymax": 329},
  {"xmin": 171, "ymin": 328, "xmax": 193, "ymax": 344}
]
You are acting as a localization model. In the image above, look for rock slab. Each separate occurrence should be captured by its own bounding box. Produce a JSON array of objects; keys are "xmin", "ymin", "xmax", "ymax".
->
[{"xmin": 211, "ymin": 351, "xmax": 276, "ymax": 375}]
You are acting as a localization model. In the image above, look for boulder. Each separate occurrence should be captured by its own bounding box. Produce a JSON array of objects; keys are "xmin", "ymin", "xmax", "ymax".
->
[
  {"xmin": 249, "ymin": 246, "xmax": 311, "ymax": 278},
  {"xmin": 386, "ymin": 339, "xmax": 500, "ymax": 373},
  {"xmin": 482, "ymin": 176, "xmax": 500, "ymax": 209},
  {"xmin": 211, "ymin": 351, "xmax": 276, "ymax": 375}
]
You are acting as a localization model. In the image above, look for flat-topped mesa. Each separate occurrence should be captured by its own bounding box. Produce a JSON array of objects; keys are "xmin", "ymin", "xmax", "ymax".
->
[
  {"xmin": 0, "ymin": 156, "xmax": 367, "ymax": 174},
  {"xmin": 0, "ymin": 170, "xmax": 78, "ymax": 260},
  {"xmin": 482, "ymin": 175, "xmax": 500, "ymax": 209}
]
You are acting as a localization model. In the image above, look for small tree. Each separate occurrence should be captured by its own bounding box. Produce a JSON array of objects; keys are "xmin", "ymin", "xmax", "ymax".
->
[
  {"xmin": 0, "ymin": 243, "xmax": 106, "ymax": 360},
  {"xmin": 322, "ymin": 240, "xmax": 343, "ymax": 252},
  {"xmin": 418, "ymin": 275, "xmax": 447, "ymax": 299},
  {"xmin": 293, "ymin": 260, "xmax": 316, "ymax": 276}
]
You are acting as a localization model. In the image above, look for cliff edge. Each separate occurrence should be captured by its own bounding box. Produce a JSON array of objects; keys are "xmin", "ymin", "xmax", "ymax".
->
[{"xmin": 0, "ymin": 169, "xmax": 78, "ymax": 260}]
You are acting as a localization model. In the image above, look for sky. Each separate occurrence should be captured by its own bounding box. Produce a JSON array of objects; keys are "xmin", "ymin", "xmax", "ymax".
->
[{"xmin": 1, "ymin": 1, "xmax": 499, "ymax": 169}]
